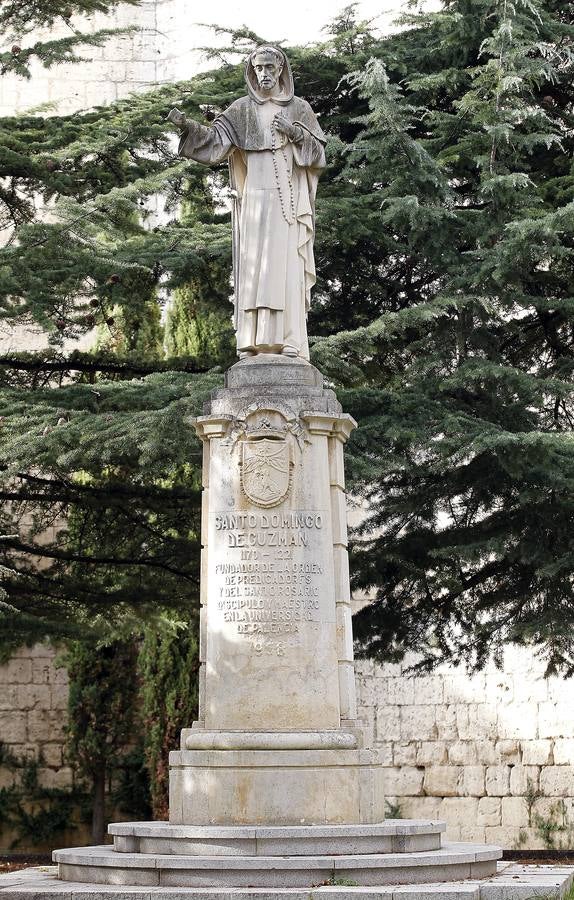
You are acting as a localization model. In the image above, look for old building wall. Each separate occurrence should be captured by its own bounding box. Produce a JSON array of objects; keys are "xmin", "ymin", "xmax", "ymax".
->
[
  {"xmin": 0, "ymin": 0, "xmax": 189, "ymax": 117},
  {"xmin": 2, "ymin": 643, "xmax": 570, "ymax": 852},
  {"xmin": 0, "ymin": 644, "xmax": 68, "ymax": 780},
  {"xmin": 0, "ymin": 643, "xmax": 85, "ymax": 852},
  {"xmin": 356, "ymin": 649, "xmax": 573, "ymax": 850}
]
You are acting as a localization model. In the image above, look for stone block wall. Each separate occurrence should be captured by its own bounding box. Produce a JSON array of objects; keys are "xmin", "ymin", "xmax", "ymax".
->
[
  {"xmin": 3, "ymin": 641, "xmax": 574, "ymax": 851},
  {"xmin": 0, "ymin": 643, "xmax": 93, "ymax": 852},
  {"xmin": 0, "ymin": 643, "xmax": 69, "ymax": 780},
  {"xmin": 355, "ymin": 647, "xmax": 574, "ymax": 849},
  {"xmin": 0, "ymin": 0, "xmax": 190, "ymax": 117}
]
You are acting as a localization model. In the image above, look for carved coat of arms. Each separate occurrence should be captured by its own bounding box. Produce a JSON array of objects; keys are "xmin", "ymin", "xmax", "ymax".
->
[{"xmin": 240, "ymin": 438, "xmax": 292, "ymax": 508}]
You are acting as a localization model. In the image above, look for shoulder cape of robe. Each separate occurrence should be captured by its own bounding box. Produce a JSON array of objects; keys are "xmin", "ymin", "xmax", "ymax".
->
[{"xmin": 215, "ymin": 95, "xmax": 327, "ymax": 154}]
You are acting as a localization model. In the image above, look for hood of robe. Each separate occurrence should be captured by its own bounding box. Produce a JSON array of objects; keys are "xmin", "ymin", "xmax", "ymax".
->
[
  {"xmin": 212, "ymin": 46, "xmax": 325, "ymax": 152},
  {"xmin": 245, "ymin": 46, "xmax": 294, "ymax": 105}
]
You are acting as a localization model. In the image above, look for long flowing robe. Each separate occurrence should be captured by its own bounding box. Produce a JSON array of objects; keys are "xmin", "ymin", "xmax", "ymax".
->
[{"xmin": 177, "ymin": 58, "xmax": 326, "ymax": 359}]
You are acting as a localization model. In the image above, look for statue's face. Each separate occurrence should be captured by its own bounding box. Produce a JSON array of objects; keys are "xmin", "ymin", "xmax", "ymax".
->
[{"xmin": 252, "ymin": 53, "xmax": 282, "ymax": 92}]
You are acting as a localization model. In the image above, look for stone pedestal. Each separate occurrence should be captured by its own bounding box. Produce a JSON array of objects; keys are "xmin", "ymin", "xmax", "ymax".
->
[
  {"xmin": 53, "ymin": 354, "xmax": 504, "ymax": 891},
  {"xmin": 169, "ymin": 355, "xmax": 385, "ymax": 826}
]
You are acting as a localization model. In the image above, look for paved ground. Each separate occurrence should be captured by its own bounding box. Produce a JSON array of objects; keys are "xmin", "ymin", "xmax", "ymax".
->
[{"xmin": 0, "ymin": 864, "xmax": 572, "ymax": 900}]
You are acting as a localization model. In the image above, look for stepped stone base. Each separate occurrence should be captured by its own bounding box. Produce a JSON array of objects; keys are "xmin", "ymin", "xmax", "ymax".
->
[
  {"xmin": 51, "ymin": 820, "xmax": 505, "ymax": 890},
  {"xmin": 108, "ymin": 821, "xmax": 446, "ymax": 856},
  {"xmin": 53, "ymin": 842, "xmax": 500, "ymax": 888},
  {"xmin": 52, "ymin": 818, "xmax": 503, "ymax": 890},
  {"xmin": 2, "ymin": 864, "xmax": 573, "ymax": 900}
]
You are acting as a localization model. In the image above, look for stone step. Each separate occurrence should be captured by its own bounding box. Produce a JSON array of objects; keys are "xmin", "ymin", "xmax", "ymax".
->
[
  {"xmin": 53, "ymin": 842, "xmax": 501, "ymax": 888},
  {"xmin": 108, "ymin": 820, "xmax": 446, "ymax": 857},
  {"xmin": 2, "ymin": 863, "xmax": 573, "ymax": 900}
]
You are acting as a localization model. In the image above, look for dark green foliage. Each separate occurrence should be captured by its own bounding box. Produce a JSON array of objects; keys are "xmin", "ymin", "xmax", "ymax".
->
[
  {"xmin": 318, "ymin": 0, "xmax": 574, "ymax": 675},
  {"xmin": 0, "ymin": 371, "xmax": 218, "ymax": 648},
  {"xmin": 65, "ymin": 639, "xmax": 140, "ymax": 841},
  {"xmin": 110, "ymin": 742, "xmax": 152, "ymax": 822},
  {"xmin": 0, "ymin": 10, "xmax": 233, "ymax": 648},
  {"xmin": 164, "ymin": 280, "xmax": 235, "ymax": 367},
  {"xmin": 65, "ymin": 640, "xmax": 138, "ymax": 776},
  {"xmin": 0, "ymin": 742, "xmax": 91, "ymax": 849},
  {"xmin": 138, "ymin": 618, "xmax": 199, "ymax": 817},
  {"xmin": 2, "ymin": 0, "xmax": 574, "ymax": 680}
]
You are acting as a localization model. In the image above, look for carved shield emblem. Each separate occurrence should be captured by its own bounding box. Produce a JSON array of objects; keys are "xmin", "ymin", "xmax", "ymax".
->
[{"xmin": 240, "ymin": 439, "xmax": 292, "ymax": 508}]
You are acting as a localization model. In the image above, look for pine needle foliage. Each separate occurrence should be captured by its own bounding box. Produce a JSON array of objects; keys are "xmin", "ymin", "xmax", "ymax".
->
[
  {"xmin": 65, "ymin": 638, "xmax": 140, "ymax": 842},
  {"xmin": 139, "ymin": 616, "xmax": 199, "ymax": 818},
  {"xmin": 1, "ymin": 1, "xmax": 574, "ymax": 676},
  {"xmin": 322, "ymin": 0, "xmax": 574, "ymax": 675}
]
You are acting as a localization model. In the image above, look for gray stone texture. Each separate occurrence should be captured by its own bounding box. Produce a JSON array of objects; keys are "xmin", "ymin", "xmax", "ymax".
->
[
  {"xmin": 108, "ymin": 821, "xmax": 445, "ymax": 857},
  {"xmin": 2, "ymin": 864, "xmax": 572, "ymax": 899},
  {"xmin": 52, "ymin": 843, "xmax": 502, "ymax": 888},
  {"xmin": 170, "ymin": 356, "xmax": 382, "ymax": 828},
  {"xmin": 6, "ymin": 637, "xmax": 574, "ymax": 851}
]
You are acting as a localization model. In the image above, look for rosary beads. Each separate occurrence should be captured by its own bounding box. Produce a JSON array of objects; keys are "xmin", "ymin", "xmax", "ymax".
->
[{"xmin": 271, "ymin": 121, "xmax": 296, "ymax": 226}]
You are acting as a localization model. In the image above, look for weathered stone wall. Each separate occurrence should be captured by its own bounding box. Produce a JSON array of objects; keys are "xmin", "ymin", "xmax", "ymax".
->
[
  {"xmin": 2, "ymin": 642, "xmax": 572, "ymax": 851},
  {"xmin": 355, "ymin": 648, "xmax": 574, "ymax": 850},
  {"xmin": 0, "ymin": 644, "xmax": 68, "ymax": 782},
  {"xmin": 0, "ymin": 643, "xmax": 91, "ymax": 852},
  {"xmin": 0, "ymin": 0, "xmax": 189, "ymax": 117}
]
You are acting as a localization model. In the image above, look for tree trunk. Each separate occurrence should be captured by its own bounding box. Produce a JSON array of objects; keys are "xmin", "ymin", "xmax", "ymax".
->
[{"xmin": 91, "ymin": 765, "xmax": 106, "ymax": 845}]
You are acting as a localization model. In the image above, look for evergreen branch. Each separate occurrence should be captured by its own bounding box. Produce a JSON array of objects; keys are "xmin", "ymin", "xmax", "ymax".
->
[
  {"xmin": 1, "ymin": 28, "xmax": 137, "ymax": 79},
  {"xmin": 0, "ymin": 536, "xmax": 198, "ymax": 579},
  {"xmin": 0, "ymin": 352, "xmax": 211, "ymax": 377},
  {"xmin": 0, "ymin": 0, "xmax": 140, "ymax": 33},
  {"xmin": 1, "ymin": 473, "xmax": 200, "ymax": 504},
  {"xmin": 4, "ymin": 571, "xmax": 194, "ymax": 613}
]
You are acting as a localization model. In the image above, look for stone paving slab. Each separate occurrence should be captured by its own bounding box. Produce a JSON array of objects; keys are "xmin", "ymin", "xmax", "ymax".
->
[
  {"xmin": 475, "ymin": 863, "xmax": 574, "ymax": 900},
  {"xmin": 0, "ymin": 864, "xmax": 572, "ymax": 900}
]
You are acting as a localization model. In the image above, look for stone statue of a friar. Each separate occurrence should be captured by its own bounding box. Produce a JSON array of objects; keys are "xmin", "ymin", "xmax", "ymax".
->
[{"xmin": 168, "ymin": 46, "xmax": 326, "ymax": 360}]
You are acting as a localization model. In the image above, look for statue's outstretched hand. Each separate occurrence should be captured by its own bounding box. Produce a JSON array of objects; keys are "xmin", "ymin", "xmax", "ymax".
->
[{"xmin": 167, "ymin": 108, "xmax": 188, "ymax": 129}]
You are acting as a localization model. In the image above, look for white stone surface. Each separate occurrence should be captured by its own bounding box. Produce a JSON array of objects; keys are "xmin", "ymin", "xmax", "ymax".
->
[
  {"xmin": 180, "ymin": 730, "xmax": 358, "ymax": 750},
  {"xmin": 352, "ymin": 644, "xmax": 574, "ymax": 848},
  {"xmin": 174, "ymin": 48, "xmax": 324, "ymax": 361},
  {"xmin": 108, "ymin": 820, "xmax": 446, "ymax": 857},
  {"xmin": 193, "ymin": 358, "xmax": 350, "ymax": 733},
  {"xmin": 168, "ymin": 747, "xmax": 386, "ymax": 826},
  {"xmin": 160, "ymin": 356, "xmax": 379, "ymax": 828},
  {"xmin": 52, "ymin": 843, "xmax": 501, "ymax": 888},
  {"xmin": 0, "ymin": 0, "xmax": 190, "ymax": 117}
]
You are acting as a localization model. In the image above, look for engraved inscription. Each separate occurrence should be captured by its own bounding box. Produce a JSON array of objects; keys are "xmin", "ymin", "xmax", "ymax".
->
[{"xmin": 210, "ymin": 510, "xmax": 329, "ymax": 652}]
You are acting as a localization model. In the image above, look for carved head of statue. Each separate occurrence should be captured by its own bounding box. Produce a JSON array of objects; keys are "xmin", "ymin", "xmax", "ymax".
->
[{"xmin": 246, "ymin": 45, "xmax": 294, "ymax": 104}]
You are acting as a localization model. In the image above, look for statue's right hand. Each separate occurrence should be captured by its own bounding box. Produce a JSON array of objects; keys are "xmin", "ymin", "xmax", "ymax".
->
[{"xmin": 167, "ymin": 108, "xmax": 187, "ymax": 128}]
